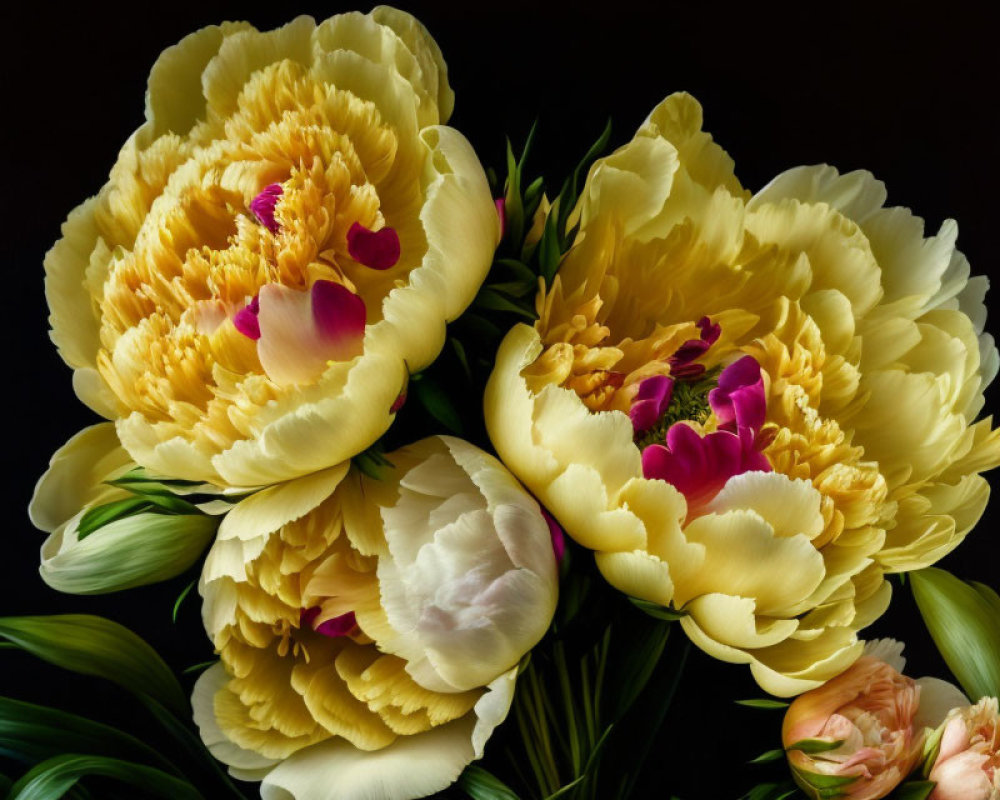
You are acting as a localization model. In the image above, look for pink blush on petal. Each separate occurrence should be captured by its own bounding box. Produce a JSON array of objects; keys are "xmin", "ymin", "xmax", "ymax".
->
[
  {"xmin": 495, "ymin": 198, "xmax": 507, "ymax": 240},
  {"xmin": 347, "ymin": 222, "xmax": 401, "ymax": 270},
  {"xmin": 310, "ymin": 280, "xmax": 367, "ymax": 361},
  {"xmin": 233, "ymin": 295, "xmax": 261, "ymax": 340}
]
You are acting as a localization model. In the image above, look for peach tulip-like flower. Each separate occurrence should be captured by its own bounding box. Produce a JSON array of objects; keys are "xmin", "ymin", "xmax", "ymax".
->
[
  {"xmin": 928, "ymin": 697, "xmax": 1000, "ymax": 800},
  {"xmin": 485, "ymin": 91, "xmax": 1000, "ymax": 695},
  {"xmin": 44, "ymin": 7, "xmax": 498, "ymax": 489},
  {"xmin": 783, "ymin": 640, "xmax": 967, "ymax": 799}
]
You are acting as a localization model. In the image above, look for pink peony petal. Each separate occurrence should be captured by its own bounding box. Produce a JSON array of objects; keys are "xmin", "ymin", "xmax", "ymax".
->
[
  {"xmin": 709, "ymin": 355, "xmax": 766, "ymax": 434},
  {"xmin": 300, "ymin": 607, "xmax": 357, "ymax": 638},
  {"xmin": 256, "ymin": 280, "xmax": 366, "ymax": 386},
  {"xmin": 347, "ymin": 221, "xmax": 401, "ymax": 270},
  {"xmin": 233, "ymin": 295, "xmax": 261, "ymax": 340},
  {"xmin": 669, "ymin": 316, "xmax": 721, "ymax": 374},
  {"xmin": 250, "ymin": 184, "xmax": 283, "ymax": 234},
  {"xmin": 310, "ymin": 280, "xmax": 367, "ymax": 359},
  {"xmin": 630, "ymin": 374, "xmax": 674, "ymax": 433},
  {"xmin": 315, "ymin": 611, "xmax": 358, "ymax": 638},
  {"xmin": 541, "ymin": 508, "xmax": 566, "ymax": 563}
]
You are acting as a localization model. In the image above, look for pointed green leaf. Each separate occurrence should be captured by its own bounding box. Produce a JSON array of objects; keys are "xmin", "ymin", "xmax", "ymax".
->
[
  {"xmin": 412, "ymin": 376, "xmax": 464, "ymax": 434},
  {"xmin": 556, "ymin": 118, "xmax": 612, "ymax": 244},
  {"xmin": 7, "ymin": 754, "xmax": 203, "ymax": 800},
  {"xmin": 457, "ymin": 765, "xmax": 521, "ymax": 800},
  {"xmin": 0, "ymin": 615, "xmax": 188, "ymax": 716},
  {"xmin": 475, "ymin": 287, "xmax": 536, "ymax": 319},
  {"xmin": 609, "ymin": 617, "xmax": 670, "ymax": 718},
  {"xmin": 41, "ymin": 514, "xmax": 219, "ymax": 595},
  {"xmin": 0, "ymin": 697, "xmax": 178, "ymax": 774},
  {"xmin": 786, "ymin": 739, "xmax": 845, "ymax": 755},
  {"xmin": 172, "ymin": 581, "xmax": 196, "ymax": 623},
  {"xmin": 628, "ymin": 596, "xmax": 688, "ymax": 621},
  {"xmin": 890, "ymin": 781, "xmax": 936, "ymax": 800},
  {"xmin": 749, "ymin": 749, "xmax": 786, "ymax": 764},
  {"xmin": 911, "ymin": 568, "xmax": 1000, "ymax": 700},
  {"xmin": 77, "ymin": 498, "xmax": 154, "ymax": 539},
  {"xmin": 970, "ymin": 581, "xmax": 1000, "ymax": 618},
  {"xmin": 736, "ymin": 699, "xmax": 790, "ymax": 710}
]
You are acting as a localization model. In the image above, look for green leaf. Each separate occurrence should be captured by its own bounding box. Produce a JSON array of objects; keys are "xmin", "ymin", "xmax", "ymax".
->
[
  {"xmin": 628, "ymin": 596, "xmax": 688, "ymax": 621},
  {"xmin": 41, "ymin": 514, "xmax": 219, "ymax": 595},
  {"xmin": 736, "ymin": 698, "xmax": 790, "ymax": 710},
  {"xmin": 742, "ymin": 783, "xmax": 802, "ymax": 800},
  {"xmin": 172, "ymin": 581, "xmax": 196, "ymax": 623},
  {"xmin": 7, "ymin": 754, "xmax": 203, "ymax": 800},
  {"xmin": 556, "ymin": 118, "xmax": 612, "ymax": 245},
  {"xmin": 786, "ymin": 739, "xmax": 845, "ymax": 755},
  {"xmin": 457, "ymin": 765, "xmax": 520, "ymax": 800},
  {"xmin": 0, "ymin": 697, "xmax": 179, "ymax": 774},
  {"xmin": 970, "ymin": 580, "xmax": 1000, "ymax": 618},
  {"xmin": 493, "ymin": 258, "xmax": 538, "ymax": 284},
  {"xmin": 475, "ymin": 287, "xmax": 536, "ymax": 320},
  {"xmin": 450, "ymin": 338, "xmax": 473, "ymax": 383},
  {"xmin": 749, "ymin": 749, "xmax": 786, "ymax": 764},
  {"xmin": 890, "ymin": 781, "xmax": 936, "ymax": 800},
  {"xmin": 0, "ymin": 615, "xmax": 188, "ymax": 716},
  {"xmin": 537, "ymin": 207, "xmax": 563, "ymax": 286},
  {"xmin": 411, "ymin": 376, "xmax": 464, "ymax": 434},
  {"xmin": 609, "ymin": 617, "xmax": 670, "ymax": 718},
  {"xmin": 911, "ymin": 568, "xmax": 1000, "ymax": 700},
  {"xmin": 77, "ymin": 497, "xmax": 154, "ymax": 539},
  {"xmin": 792, "ymin": 765, "xmax": 858, "ymax": 799}
]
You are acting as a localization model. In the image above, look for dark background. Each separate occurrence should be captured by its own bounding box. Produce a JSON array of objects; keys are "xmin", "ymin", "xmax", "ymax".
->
[{"xmin": 2, "ymin": 2, "xmax": 997, "ymax": 798}]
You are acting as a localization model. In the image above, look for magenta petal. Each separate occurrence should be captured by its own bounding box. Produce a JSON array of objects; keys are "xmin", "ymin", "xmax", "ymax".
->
[
  {"xmin": 347, "ymin": 221, "xmax": 401, "ymax": 270},
  {"xmin": 630, "ymin": 375, "xmax": 674, "ymax": 432},
  {"xmin": 541, "ymin": 508, "xmax": 566, "ymax": 563},
  {"xmin": 299, "ymin": 606, "xmax": 321, "ymax": 628},
  {"xmin": 709, "ymin": 355, "xmax": 766, "ymax": 433},
  {"xmin": 311, "ymin": 280, "xmax": 367, "ymax": 357},
  {"xmin": 390, "ymin": 391, "xmax": 407, "ymax": 414},
  {"xmin": 314, "ymin": 611, "xmax": 358, "ymax": 638},
  {"xmin": 233, "ymin": 295, "xmax": 261, "ymax": 340},
  {"xmin": 250, "ymin": 184, "xmax": 283, "ymax": 234},
  {"xmin": 696, "ymin": 316, "xmax": 721, "ymax": 346}
]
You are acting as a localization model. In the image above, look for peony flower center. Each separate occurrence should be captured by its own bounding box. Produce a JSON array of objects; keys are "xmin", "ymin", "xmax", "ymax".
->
[{"xmin": 640, "ymin": 355, "xmax": 772, "ymax": 515}]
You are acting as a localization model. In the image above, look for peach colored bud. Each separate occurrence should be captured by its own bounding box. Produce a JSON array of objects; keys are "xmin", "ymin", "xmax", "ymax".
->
[
  {"xmin": 782, "ymin": 653, "xmax": 924, "ymax": 800},
  {"xmin": 928, "ymin": 697, "xmax": 1000, "ymax": 800}
]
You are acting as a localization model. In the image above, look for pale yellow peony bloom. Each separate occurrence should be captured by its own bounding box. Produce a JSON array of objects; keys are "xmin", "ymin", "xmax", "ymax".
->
[
  {"xmin": 46, "ymin": 7, "xmax": 499, "ymax": 489},
  {"xmin": 193, "ymin": 436, "xmax": 558, "ymax": 800},
  {"xmin": 485, "ymin": 92, "xmax": 1000, "ymax": 695}
]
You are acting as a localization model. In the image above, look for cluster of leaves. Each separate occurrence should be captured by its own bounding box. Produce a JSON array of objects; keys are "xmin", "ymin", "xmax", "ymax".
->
[{"xmin": 0, "ymin": 615, "xmax": 243, "ymax": 799}]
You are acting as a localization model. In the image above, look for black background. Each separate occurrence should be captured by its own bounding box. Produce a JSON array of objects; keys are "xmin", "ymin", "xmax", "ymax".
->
[{"xmin": 2, "ymin": 2, "xmax": 997, "ymax": 798}]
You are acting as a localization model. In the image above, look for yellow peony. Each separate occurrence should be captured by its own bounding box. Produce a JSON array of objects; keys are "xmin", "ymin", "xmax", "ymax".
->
[
  {"xmin": 45, "ymin": 7, "xmax": 498, "ymax": 489},
  {"xmin": 485, "ymin": 92, "xmax": 1000, "ymax": 696},
  {"xmin": 193, "ymin": 436, "xmax": 559, "ymax": 800}
]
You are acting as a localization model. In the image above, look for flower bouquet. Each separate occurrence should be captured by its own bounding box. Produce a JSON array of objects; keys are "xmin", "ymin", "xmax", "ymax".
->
[{"xmin": 5, "ymin": 7, "xmax": 1000, "ymax": 800}]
